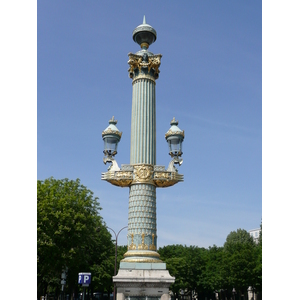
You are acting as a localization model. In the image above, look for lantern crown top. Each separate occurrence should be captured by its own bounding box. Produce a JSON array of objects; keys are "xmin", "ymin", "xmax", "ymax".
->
[
  {"xmin": 165, "ymin": 117, "xmax": 185, "ymax": 139},
  {"xmin": 102, "ymin": 116, "xmax": 122, "ymax": 138},
  {"xmin": 132, "ymin": 16, "xmax": 157, "ymax": 49}
]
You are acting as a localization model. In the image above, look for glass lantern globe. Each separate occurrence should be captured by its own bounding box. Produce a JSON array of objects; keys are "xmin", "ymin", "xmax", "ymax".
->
[
  {"xmin": 102, "ymin": 116, "xmax": 122, "ymax": 157},
  {"xmin": 167, "ymin": 135, "xmax": 183, "ymax": 157},
  {"xmin": 165, "ymin": 117, "xmax": 184, "ymax": 158}
]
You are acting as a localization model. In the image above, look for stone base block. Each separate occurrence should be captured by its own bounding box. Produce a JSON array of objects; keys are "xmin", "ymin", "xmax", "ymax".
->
[{"xmin": 113, "ymin": 263, "xmax": 175, "ymax": 300}]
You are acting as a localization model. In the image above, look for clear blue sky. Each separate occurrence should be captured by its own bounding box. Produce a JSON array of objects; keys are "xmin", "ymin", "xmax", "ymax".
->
[{"xmin": 37, "ymin": 1, "xmax": 262, "ymax": 248}]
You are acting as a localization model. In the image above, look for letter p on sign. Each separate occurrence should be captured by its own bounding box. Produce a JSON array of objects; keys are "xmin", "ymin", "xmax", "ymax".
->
[{"xmin": 78, "ymin": 272, "xmax": 91, "ymax": 286}]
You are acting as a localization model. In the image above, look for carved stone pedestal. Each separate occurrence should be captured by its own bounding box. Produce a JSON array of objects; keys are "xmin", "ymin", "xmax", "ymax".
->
[{"xmin": 113, "ymin": 263, "xmax": 175, "ymax": 300}]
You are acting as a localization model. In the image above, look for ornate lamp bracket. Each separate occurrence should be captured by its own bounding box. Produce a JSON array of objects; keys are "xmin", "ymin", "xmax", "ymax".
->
[
  {"xmin": 167, "ymin": 156, "xmax": 183, "ymax": 172},
  {"xmin": 102, "ymin": 164, "xmax": 183, "ymax": 188},
  {"xmin": 103, "ymin": 156, "xmax": 120, "ymax": 172}
]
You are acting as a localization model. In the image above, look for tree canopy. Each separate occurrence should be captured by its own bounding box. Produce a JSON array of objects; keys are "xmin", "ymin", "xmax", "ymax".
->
[
  {"xmin": 37, "ymin": 177, "xmax": 115, "ymax": 299},
  {"xmin": 158, "ymin": 227, "xmax": 262, "ymax": 300}
]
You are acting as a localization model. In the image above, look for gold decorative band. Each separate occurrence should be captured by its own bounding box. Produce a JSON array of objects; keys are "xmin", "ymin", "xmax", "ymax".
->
[
  {"xmin": 132, "ymin": 74, "xmax": 156, "ymax": 84},
  {"xmin": 121, "ymin": 258, "xmax": 163, "ymax": 263},
  {"xmin": 123, "ymin": 250, "xmax": 161, "ymax": 258},
  {"xmin": 102, "ymin": 164, "xmax": 183, "ymax": 187},
  {"xmin": 102, "ymin": 128, "xmax": 122, "ymax": 138},
  {"xmin": 153, "ymin": 171, "xmax": 184, "ymax": 187},
  {"xmin": 165, "ymin": 129, "xmax": 185, "ymax": 138},
  {"xmin": 101, "ymin": 171, "xmax": 133, "ymax": 187},
  {"xmin": 140, "ymin": 42, "xmax": 149, "ymax": 49}
]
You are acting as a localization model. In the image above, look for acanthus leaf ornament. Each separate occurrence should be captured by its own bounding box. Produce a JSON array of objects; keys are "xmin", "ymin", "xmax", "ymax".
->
[
  {"xmin": 128, "ymin": 53, "xmax": 162, "ymax": 79},
  {"xmin": 149, "ymin": 233, "xmax": 156, "ymax": 251},
  {"xmin": 138, "ymin": 233, "xmax": 149, "ymax": 250},
  {"xmin": 128, "ymin": 233, "xmax": 136, "ymax": 250}
]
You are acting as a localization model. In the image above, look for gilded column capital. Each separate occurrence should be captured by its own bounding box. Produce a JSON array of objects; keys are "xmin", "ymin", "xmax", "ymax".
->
[{"xmin": 128, "ymin": 52, "xmax": 162, "ymax": 80}]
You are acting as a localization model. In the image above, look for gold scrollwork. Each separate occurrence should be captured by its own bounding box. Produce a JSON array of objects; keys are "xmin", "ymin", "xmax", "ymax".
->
[
  {"xmin": 153, "ymin": 171, "xmax": 183, "ymax": 187},
  {"xmin": 128, "ymin": 53, "xmax": 162, "ymax": 78},
  {"xmin": 128, "ymin": 233, "xmax": 136, "ymax": 250},
  {"xmin": 116, "ymin": 171, "xmax": 132, "ymax": 178},
  {"xmin": 101, "ymin": 127, "xmax": 122, "ymax": 138},
  {"xmin": 128, "ymin": 54, "xmax": 142, "ymax": 73},
  {"xmin": 154, "ymin": 172, "xmax": 171, "ymax": 179},
  {"xmin": 108, "ymin": 179, "xmax": 132, "ymax": 187},
  {"xmin": 138, "ymin": 233, "xmax": 149, "ymax": 250},
  {"xmin": 149, "ymin": 233, "xmax": 156, "ymax": 251},
  {"xmin": 132, "ymin": 164, "xmax": 154, "ymax": 184},
  {"xmin": 148, "ymin": 56, "xmax": 161, "ymax": 74},
  {"xmin": 136, "ymin": 166, "xmax": 151, "ymax": 179},
  {"xmin": 102, "ymin": 170, "xmax": 133, "ymax": 187},
  {"xmin": 165, "ymin": 129, "xmax": 185, "ymax": 139}
]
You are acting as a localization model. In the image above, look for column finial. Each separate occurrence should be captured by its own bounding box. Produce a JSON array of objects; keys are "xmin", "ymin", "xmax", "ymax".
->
[{"xmin": 132, "ymin": 17, "xmax": 157, "ymax": 47}]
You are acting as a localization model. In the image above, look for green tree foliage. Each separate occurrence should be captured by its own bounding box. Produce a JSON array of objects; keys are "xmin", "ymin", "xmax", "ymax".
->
[
  {"xmin": 201, "ymin": 245, "xmax": 225, "ymax": 294},
  {"xmin": 159, "ymin": 245, "xmax": 187, "ymax": 296},
  {"xmin": 223, "ymin": 229, "xmax": 260, "ymax": 297},
  {"xmin": 37, "ymin": 177, "xmax": 115, "ymax": 298},
  {"xmin": 159, "ymin": 245, "xmax": 207, "ymax": 299},
  {"xmin": 223, "ymin": 228, "xmax": 255, "ymax": 250},
  {"xmin": 158, "ymin": 227, "xmax": 262, "ymax": 300}
]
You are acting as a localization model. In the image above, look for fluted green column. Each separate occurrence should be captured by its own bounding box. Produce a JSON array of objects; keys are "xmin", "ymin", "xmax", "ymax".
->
[
  {"xmin": 122, "ymin": 17, "xmax": 163, "ymax": 263},
  {"xmin": 130, "ymin": 77, "xmax": 156, "ymax": 165}
]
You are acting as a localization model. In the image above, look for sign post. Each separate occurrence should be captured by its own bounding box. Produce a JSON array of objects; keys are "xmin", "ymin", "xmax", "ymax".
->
[
  {"xmin": 61, "ymin": 268, "xmax": 68, "ymax": 300},
  {"xmin": 78, "ymin": 272, "xmax": 91, "ymax": 300}
]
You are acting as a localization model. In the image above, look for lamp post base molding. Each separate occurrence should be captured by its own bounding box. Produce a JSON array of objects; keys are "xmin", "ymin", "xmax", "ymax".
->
[
  {"xmin": 113, "ymin": 265, "xmax": 175, "ymax": 300},
  {"xmin": 121, "ymin": 250, "xmax": 163, "ymax": 263}
]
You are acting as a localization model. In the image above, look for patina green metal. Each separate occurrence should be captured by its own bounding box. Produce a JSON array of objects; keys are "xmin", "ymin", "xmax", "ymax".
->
[{"xmin": 102, "ymin": 17, "xmax": 184, "ymax": 263}]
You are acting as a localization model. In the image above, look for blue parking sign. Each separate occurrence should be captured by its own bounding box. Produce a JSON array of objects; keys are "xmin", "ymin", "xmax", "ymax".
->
[{"xmin": 78, "ymin": 272, "xmax": 91, "ymax": 286}]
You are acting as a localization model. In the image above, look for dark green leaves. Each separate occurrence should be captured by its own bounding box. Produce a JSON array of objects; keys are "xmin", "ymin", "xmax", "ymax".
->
[
  {"xmin": 37, "ymin": 177, "xmax": 114, "ymax": 297},
  {"xmin": 158, "ymin": 228, "xmax": 262, "ymax": 299}
]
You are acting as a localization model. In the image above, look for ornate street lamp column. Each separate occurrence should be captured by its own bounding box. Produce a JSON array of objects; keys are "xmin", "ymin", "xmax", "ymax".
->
[
  {"xmin": 125, "ymin": 16, "xmax": 162, "ymax": 263},
  {"xmin": 101, "ymin": 16, "xmax": 184, "ymax": 300}
]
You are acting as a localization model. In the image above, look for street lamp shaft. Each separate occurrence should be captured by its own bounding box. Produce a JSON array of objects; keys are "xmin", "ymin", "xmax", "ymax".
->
[
  {"xmin": 106, "ymin": 226, "xmax": 127, "ymax": 300},
  {"xmin": 107, "ymin": 226, "xmax": 128, "ymax": 274}
]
